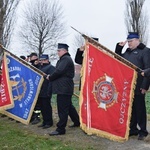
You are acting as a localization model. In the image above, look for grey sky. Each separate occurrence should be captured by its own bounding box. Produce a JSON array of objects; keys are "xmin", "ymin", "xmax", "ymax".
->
[
  {"xmin": 10, "ymin": 0, "xmax": 150, "ymax": 58},
  {"xmin": 59, "ymin": 0, "xmax": 150, "ymax": 55}
]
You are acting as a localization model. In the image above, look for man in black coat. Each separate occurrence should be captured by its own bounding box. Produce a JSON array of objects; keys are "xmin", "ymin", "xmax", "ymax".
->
[
  {"xmin": 37, "ymin": 54, "xmax": 55, "ymax": 129},
  {"xmin": 115, "ymin": 32, "xmax": 150, "ymax": 140},
  {"xmin": 47, "ymin": 43, "xmax": 80, "ymax": 136},
  {"xmin": 75, "ymin": 38, "xmax": 99, "ymax": 90}
]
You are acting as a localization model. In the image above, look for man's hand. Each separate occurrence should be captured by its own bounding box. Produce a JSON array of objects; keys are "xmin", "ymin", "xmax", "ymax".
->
[
  {"xmin": 79, "ymin": 46, "xmax": 85, "ymax": 51},
  {"xmin": 118, "ymin": 41, "xmax": 127, "ymax": 47},
  {"xmin": 46, "ymin": 74, "xmax": 50, "ymax": 80},
  {"xmin": 140, "ymin": 88, "xmax": 147, "ymax": 94},
  {"xmin": 44, "ymin": 74, "xmax": 50, "ymax": 80},
  {"xmin": 141, "ymin": 72, "xmax": 145, "ymax": 76}
]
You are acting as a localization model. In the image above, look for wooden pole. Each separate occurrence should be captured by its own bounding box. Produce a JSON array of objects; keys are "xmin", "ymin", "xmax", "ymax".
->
[
  {"xmin": 0, "ymin": 44, "xmax": 46, "ymax": 76},
  {"xmin": 71, "ymin": 27, "xmax": 142, "ymax": 72}
]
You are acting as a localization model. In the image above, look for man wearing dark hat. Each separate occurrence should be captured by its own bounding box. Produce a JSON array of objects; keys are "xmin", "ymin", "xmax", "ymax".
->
[
  {"xmin": 46, "ymin": 43, "xmax": 80, "ymax": 135},
  {"xmin": 115, "ymin": 32, "xmax": 150, "ymax": 140},
  {"xmin": 37, "ymin": 54, "xmax": 55, "ymax": 129}
]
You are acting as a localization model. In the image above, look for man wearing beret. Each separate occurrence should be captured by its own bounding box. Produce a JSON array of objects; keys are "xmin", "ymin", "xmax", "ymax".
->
[
  {"xmin": 47, "ymin": 43, "xmax": 80, "ymax": 135},
  {"xmin": 115, "ymin": 32, "xmax": 150, "ymax": 140}
]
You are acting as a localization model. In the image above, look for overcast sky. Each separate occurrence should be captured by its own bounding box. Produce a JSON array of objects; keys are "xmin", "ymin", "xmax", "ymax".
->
[
  {"xmin": 59, "ymin": 0, "xmax": 150, "ymax": 55},
  {"xmin": 60, "ymin": 0, "xmax": 126, "ymax": 51},
  {"xmin": 11, "ymin": 0, "xmax": 150, "ymax": 58}
]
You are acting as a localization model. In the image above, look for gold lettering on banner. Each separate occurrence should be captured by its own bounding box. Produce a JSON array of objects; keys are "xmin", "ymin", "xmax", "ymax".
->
[
  {"xmin": 88, "ymin": 58, "xmax": 94, "ymax": 74},
  {"xmin": 119, "ymin": 80, "xmax": 128, "ymax": 124}
]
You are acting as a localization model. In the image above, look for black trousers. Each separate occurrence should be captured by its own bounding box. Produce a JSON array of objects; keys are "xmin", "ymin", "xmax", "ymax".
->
[
  {"xmin": 38, "ymin": 97, "xmax": 53, "ymax": 125},
  {"xmin": 31, "ymin": 98, "xmax": 41, "ymax": 121},
  {"xmin": 130, "ymin": 94, "xmax": 148, "ymax": 136},
  {"xmin": 56, "ymin": 94, "xmax": 80, "ymax": 134}
]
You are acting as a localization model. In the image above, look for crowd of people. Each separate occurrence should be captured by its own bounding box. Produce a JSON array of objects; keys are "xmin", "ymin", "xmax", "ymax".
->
[
  {"xmin": 74, "ymin": 32, "xmax": 150, "ymax": 141},
  {"xmin": 19, "ymin": 43, "xmax": 80, "ymax": 135},
  {"xmin": 1, "ymin": 32, "xmax": 150, "ymax": 141}
]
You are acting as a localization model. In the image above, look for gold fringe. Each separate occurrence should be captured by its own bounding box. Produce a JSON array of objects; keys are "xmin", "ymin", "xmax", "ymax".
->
[
  {"xmin": 0, "ymin": 52, "xmax": 14, "ymax": 111},
  {"xmin": 79, "ymin": 41, "xmax": 138, "ymax": 142},
  {"xmin": 1, "ymin": 52, "xmax": 44, "ymax": 125}
]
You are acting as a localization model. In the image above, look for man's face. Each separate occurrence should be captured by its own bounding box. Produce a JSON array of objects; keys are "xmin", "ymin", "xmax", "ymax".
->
[
  {"xmin": 30, "ymin": 55, "xmax": 38, "ymax": 61},
  {"xmin": 57, "ymin": 49, "xmax": 67, "ymax": 57},
  {"xmin": 40, "ymin": 59, "xmax": 49, "ymax": 64},
  {"xmin": 30, "ymin": 55, "xmax": 39, "ymax": 65},
  {"xmin": 127, "ymin": 38, "xmax": 140, "ymax": 50}
]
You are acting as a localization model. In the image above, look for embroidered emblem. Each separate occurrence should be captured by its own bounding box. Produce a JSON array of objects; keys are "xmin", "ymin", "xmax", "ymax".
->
[
  {"xmin": 92, "ymin": 74, "xmax": 118, "ymax": 110},
  {"xmin": 10, "ymin": 74, "xmax": 27, "ymax": 101}
]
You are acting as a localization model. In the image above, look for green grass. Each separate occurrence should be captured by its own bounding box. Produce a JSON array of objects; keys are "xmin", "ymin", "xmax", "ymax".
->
[
  {"xmin": 0, "ymin": 120, "xmax": 79, "ymax": 150},
  {"xmin": 0, "ymin": 87, "xmax": 150, "ymax": 149},
  {"xmin": 146, "ymin": 91, "xmax": 150, "ymax": 114}
]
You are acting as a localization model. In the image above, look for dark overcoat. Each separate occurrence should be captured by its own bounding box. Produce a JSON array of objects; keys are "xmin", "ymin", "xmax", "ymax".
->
[
  {"xmin": 50, "ymin": 53, "xmax": 74, "ymax": 95},
  {"xmin": 39, "ymin": 63, "xmax": 55, "ymax": 98},
  {"xmin": 75, "ymin": 48, "xmax": 84, "ymax": 65},
  {"xmin": 144, "ymin": 68, "xmax": 150, "ymax": 77},
  {"xmin": 115, "ymin": 43, "xmax": 150, "ymax": 94}
]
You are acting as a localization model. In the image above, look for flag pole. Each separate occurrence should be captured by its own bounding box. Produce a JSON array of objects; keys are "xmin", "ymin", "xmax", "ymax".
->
[
  {"xmin": 0, "ymin": 44, "xmax": 46, "ymax": 76},
  {"xmin": 71, "ymin": 26, "xmax": 142, "ymax": 72}
]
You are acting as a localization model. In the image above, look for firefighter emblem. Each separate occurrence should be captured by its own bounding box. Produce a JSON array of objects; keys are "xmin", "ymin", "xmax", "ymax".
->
[
  {"xmin": 92, "ymin": 74, "xmax": 118, "ymax": 110},
  {"xmin": 10, "ymin": 73, "xmax": 27, "ymax": 101}
]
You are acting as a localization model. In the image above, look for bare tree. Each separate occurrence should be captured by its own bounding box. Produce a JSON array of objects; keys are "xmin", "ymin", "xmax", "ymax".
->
[
  {"xmin": 125, "ymin": 0, "xmax": 148, "ymax": 44},
  {"xmin": 18, "ymin": 0, "xmax": 67, "ymax": 56},
  {"xmin": 0, "ymin": 0, "xmax": 20, "ymax": 48},
  {"xmin": 72, "ymin": 33, "xmax": 85, "ymax": 56}
]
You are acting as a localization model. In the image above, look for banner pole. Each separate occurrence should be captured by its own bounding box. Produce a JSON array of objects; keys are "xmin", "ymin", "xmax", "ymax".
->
[
  {"xmin": 71, "ymin": 27, "xmax": 142, "ymax": 72},
  {"xmin": 0, "ymin": 44, "xmax": 46, "ymax": 76}
]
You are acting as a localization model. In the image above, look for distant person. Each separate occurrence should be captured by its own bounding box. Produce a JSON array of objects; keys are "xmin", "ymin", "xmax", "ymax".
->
[
  {"xmin": 26, "ymin": 55, "xmax": 30, "ymax": 62},
  {"xmin": 115, "ymin": 32, "xmax": 150, "ymax": 140},
  {"xmin": 29, "ymin": 52, "xmax": 41, "ymax": 124},
  {"xmin": 46, "ymin": 43, "xmax": 80, "ymax": 136},
  {"xmin": 20, "ymin": 55, "xmax": 26, "ymax": 60},
  {"xmin": 75, "ymin": 37, "xmax": 99, "ymax": 90},
  {"xmin": 75, "ymin": 37, "xmax": 99, "ymax": 65},
  {"xmin": 37, "ymin": 54, "xmax": 55, "ymax": 129}
]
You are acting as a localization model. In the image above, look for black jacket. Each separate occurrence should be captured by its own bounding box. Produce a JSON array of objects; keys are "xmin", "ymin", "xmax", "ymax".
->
[
  {"xmin": 144, "ymin": 68, "xmax": 150, "ymax": 77},
  {"xmin": 75, "ymin": 48, "xmax": 84, "ymax": 65},
  {"xmin": 39, "ymin": 63, "xmax": 55, "ymax": 98},
  {"xmin": 115, "ymin": 43, "xmax": 150, "ymax": 94},
  {"xmin": 49, "ymin": 53, "xmax": 74, "ymax": 95}
]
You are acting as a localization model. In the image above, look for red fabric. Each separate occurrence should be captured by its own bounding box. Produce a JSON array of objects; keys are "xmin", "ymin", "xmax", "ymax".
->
[
  {"xmin": 80, "ymin": 43, "xmax": 136, "ymax": 141},
  {"xmin": 0, "ymin": 59, "xmax": 14, "ymax": 109}
]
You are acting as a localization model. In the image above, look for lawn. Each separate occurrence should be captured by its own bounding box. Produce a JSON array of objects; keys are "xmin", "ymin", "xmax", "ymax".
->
[{"xmin": 0, "ymin": 88, "xmax": 150, "ymax": 150}]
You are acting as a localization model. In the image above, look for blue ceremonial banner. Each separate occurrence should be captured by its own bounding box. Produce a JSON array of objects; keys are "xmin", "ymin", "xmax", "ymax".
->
[{"xmin": 3, "ymin": 52, "xmax": 44, "ymax": 125}]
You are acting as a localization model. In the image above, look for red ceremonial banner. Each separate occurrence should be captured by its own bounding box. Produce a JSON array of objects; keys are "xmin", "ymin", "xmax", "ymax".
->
[
  {"xmin": 0, "ymin": 55, "xmax": 14, "ymax": 111},
  {"xmin": 80, "ymin": 42, "xmax": 137, "ymax": 142}
]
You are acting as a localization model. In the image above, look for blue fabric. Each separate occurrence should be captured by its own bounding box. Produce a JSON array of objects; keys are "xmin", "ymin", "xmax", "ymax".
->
[
  {"xmin": 5, "ymin": 54, "xmax": 43, "ymax": 123},
  {"xmin": 127, "ymin": 32, "xmax": 139, "ymax": 39},
  {"xmin": 40, "ymin": 54, "xmax": 49, "ymax": 60}
]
